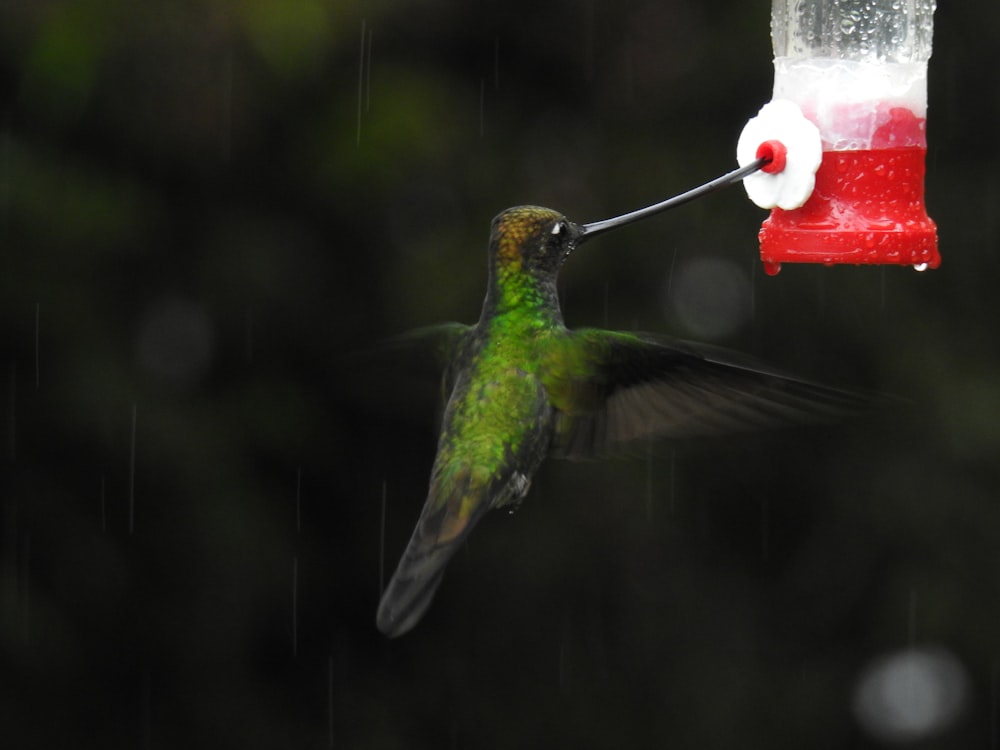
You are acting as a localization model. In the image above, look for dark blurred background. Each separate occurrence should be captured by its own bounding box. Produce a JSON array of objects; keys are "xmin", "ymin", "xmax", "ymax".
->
[{"xmin": 2, "ymin": 1, "xmax": 998, "ymax": 747}]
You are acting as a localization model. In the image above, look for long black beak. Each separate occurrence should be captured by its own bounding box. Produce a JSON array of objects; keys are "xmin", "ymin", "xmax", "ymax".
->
[{"xmin": 579, "ymin": 157, "xmax": 769, "ymax": 242}]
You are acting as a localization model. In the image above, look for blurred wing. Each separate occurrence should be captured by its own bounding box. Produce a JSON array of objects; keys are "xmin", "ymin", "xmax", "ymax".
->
[
  {"xmin": 378, "ymin": 323, "xmax": 470, "ymax": 384},
  {"xmin": 346, "ymin": 322, "xmax": 471, "ymax": 408},
  {"xmin": 348, "ymin": 322, "xmax": 469, "ymax": 375},
  {"xmin": 548, "ymin": 329, "xmax": 869, "ymax": 459},
  {"xmin": 390, "ymin": 323, "xmax": 474, "ymax": 400}
]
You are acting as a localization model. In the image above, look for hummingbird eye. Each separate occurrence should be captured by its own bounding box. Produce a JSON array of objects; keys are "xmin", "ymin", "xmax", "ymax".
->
[{"xmin": 550, "ymin": 221, "xmax": 567, "ymax": 237}]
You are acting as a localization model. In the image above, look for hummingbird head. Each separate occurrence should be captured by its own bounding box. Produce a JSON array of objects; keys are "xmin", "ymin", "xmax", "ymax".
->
[
  {"xmin": 482, "ymin": 158, "xmax": 767, "ymax": 313},
  {"xmin": 484, "ymin": 158, "xmax": 770, "ymax": 288},
  {"xmin": 488, "ymin": 205, "xmax": 583, "ymax": 282}
]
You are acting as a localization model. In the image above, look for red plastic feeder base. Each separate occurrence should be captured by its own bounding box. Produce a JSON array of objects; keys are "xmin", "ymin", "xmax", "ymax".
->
[{"xmin": 759, "ymin": 147, "xmax": 939, "ymax": 275}]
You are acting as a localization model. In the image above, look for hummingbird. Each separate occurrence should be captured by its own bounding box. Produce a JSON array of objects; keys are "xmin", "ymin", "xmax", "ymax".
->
[{"xmin": 376, "ymin": 164, "xmax": 862, "ymax": 638}]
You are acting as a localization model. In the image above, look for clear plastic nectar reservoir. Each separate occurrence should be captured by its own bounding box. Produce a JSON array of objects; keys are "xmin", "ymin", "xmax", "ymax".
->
[{"xmin": 759, "ymin": 0, "xmax": 939, "ymax": 272}]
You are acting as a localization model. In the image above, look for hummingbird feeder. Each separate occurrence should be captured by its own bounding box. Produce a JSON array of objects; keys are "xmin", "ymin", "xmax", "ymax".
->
[{"xmin": 737, "ymin": 0, "xmax": 939, "ymax": 275}]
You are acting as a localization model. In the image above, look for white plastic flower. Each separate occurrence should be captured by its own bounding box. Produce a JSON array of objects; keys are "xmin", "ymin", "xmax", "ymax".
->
[{"xmin": 737, "ymin": 100, "xmax": 822, "ymax": 210}]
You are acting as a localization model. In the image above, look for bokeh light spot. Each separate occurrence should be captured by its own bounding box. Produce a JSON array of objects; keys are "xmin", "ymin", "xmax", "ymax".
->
[
  {"xmin": 852, "ymin": 646, "xmax": 969, "ymax": 743},
  {"xmin": 663, "ymin": 256, "xmax": 751, "ymax": 339}
]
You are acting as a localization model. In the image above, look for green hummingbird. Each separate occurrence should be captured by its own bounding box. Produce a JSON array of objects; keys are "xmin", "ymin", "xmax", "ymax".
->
[{"xmin": 376, "ymin": 166, "xmax": 860, "ymax": 638}]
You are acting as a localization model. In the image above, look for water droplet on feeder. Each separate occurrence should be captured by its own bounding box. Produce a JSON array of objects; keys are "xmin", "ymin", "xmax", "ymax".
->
[
  {"xmin": 763, "ymin": 261, "xmax": 782, "ymax": 276},
  {"xmin": 913, "ymin": 262, "xmax": 928, "ymax": 272}
]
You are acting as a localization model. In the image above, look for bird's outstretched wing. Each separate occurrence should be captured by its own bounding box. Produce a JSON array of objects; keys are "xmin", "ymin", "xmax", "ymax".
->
[{"xmin": 545, "ymin": 329, "xmax": 870, "ymax": 459}]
